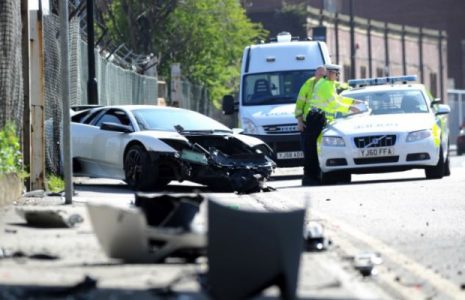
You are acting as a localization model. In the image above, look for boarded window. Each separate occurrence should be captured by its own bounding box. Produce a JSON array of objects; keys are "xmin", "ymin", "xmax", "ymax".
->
[
  {"xmin": 343, "ymin": 65, "xmax": 351, "ymax": 81},
  {"xmin": 360, "ymin": 66, "xmax": 367, "ymax": 78}
]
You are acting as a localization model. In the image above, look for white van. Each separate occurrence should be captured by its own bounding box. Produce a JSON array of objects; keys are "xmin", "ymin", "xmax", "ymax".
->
[{"xmin": 223, "ymin": 32, "xmax": 332, "ymax": 167}]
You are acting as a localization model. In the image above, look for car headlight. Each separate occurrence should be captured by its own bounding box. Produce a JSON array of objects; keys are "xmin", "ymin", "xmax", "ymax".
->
[
  {"xmin": 242, "ymin": 118, "xmax": 259, "ymax": 134},
  {"xmin": 322, "ymin": 136, "xmax": 345, "ymax": 147},
  {"xmin": 406, "ymin": 129, "xmax": 431, "ymax": 142}
]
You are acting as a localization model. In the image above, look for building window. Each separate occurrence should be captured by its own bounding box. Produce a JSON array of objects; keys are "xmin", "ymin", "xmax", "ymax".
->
[
  {"xmin": 343, "ymin": 65, "xmax": 351, "ymax": 81},
  {"xmin": 360, "ymin": 66, "xmax": 367, "ymax": 78},
  {"xmin": 376, "ymin": 67, "xmax": 384, "ymax": 77},
  {"xmin": 430, "ymin": 73, "xmax": 438, "ymax": 97}
]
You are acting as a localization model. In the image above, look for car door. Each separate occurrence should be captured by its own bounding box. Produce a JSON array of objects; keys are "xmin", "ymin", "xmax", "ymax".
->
[{"xmin": 88, "ymin": 109, "xmax": 134, "ymax": 178}]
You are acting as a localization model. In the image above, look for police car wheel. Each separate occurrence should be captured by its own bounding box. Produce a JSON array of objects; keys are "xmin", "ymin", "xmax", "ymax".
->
[
  {"xmin": 444, "ymin": 157, "xmax": 451, "ymax": 176},
  {"xmin": 425, "ymin": 147, "xmax": 445, "ymax": 179},
  {"xmin": 321, "ymin": 171, "xmax": 350, "ymax": 185}
]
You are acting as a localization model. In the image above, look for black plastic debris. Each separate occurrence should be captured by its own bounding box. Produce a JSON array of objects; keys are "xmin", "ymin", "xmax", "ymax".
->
[
  {"xmin": 206, "ymin": 199, "xmax": 305, "ymax": 300},
  {"xmin": 16, "ymin": 208, "xmax": 83, "ymax": 228},
  {"xmin": 134, "ymin": 193, "xmax": 203, "ymax": 229},
  {"xmin": 353, "ymin": 252, "xmax": 383, "ymax": 277},
  {"xmin": 0, "ymin": 249, "xmax": 59, "ymax": 261},
  {"xmin": 229, "ymin": 170, "xmax": 263, "ymax": 194}
]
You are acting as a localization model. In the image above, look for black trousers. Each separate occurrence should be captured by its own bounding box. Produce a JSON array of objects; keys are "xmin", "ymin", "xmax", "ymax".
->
[{"xmin": 300, "ymin": 110, "xmax": 326, "ymax": 179}]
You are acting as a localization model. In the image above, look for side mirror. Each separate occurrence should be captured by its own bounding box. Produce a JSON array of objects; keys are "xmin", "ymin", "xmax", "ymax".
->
[
  {"xmin": 435, "ymin": 104, "xmax": 450, "ymax": 116},
  {"xmin": 100, "ymin": 122, "xmax": 133, "ymax": 133},
  {"xmin": 222, "ymin": 95, "xmax": 236, "ymax": 115},
  {"xmin": 430, "ymin": 98, "xmax": 441, "ymax": 107}
]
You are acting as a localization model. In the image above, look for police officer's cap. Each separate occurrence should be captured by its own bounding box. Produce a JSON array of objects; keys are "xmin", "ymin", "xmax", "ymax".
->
[{"xmin": 325, "ymin": 64, "xmax": 341, "ymax": 72}]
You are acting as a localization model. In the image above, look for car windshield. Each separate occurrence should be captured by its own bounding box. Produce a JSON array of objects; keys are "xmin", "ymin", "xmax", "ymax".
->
[
  {"xmin": 242, "ymin": 70, "xmax": 314, "ymax": 106},
  {"xmin": 132, "ymin": 108, "xmax": 232, "ymax": 132},
  {"xmin": 343, "ymin": 89, "xmax": 429, "ymax": 115}
]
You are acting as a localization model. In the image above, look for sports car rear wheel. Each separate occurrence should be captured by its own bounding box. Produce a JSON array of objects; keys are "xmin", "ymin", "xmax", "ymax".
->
[{"xmin": 124, "ymin": 144, "xmax": 165, "ymax": 191}]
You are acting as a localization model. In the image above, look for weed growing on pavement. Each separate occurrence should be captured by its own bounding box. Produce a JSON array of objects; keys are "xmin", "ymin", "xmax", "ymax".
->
[
  {"xmin": 0, "ymin": 122, "xmax": 24, "ymax": 175},
  {"xmin": 47, "ymin": 174, "xmax": 65, "ymax": 193}
]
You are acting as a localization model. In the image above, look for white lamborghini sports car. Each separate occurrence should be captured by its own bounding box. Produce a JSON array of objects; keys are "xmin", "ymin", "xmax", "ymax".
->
[{"xmin": 71, "ymin": 105, "xmax": 276, "ymax": 193}]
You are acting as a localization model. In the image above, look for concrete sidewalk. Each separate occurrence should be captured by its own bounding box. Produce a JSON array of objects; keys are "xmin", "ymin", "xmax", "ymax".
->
[{"xmin": 0, "ymin": 181, "xmax": 393, "ymax": 299}]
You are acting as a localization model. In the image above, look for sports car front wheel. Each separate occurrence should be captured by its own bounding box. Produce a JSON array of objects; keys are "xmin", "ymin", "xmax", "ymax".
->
[{"xmin": 124, "ymin": 144, "xmax": 165, "ymax": 191}]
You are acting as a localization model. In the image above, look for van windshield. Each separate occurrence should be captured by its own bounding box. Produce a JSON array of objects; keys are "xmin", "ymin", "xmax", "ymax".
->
[{"xmin": 242, "ymin": 70, "xmax": 314, "ymax": 106}]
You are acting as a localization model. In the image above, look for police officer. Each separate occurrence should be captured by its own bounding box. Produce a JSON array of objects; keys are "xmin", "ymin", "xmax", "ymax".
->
[
  {"xmin": 297, "ymin": 64, "xmax": 359, "ymax": 186},
  {"xmin": 295, "ymin": 65, "xmax": 326, "ymax": 184}
]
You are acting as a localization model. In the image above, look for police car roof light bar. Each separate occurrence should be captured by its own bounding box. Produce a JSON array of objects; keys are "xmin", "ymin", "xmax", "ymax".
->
[{"xmin": 348, "ymin": 75, "xmax": 417, "ymax": 87}]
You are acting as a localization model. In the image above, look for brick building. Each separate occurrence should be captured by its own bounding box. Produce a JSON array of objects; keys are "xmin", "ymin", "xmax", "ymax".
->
[{"xmin": 244, "ymin": 0, "xmax": 454, "ymax": 102}]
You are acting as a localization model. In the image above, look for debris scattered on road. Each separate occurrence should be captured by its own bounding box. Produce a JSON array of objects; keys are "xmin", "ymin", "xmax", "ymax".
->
[
  {"xmin": 21, "ymin": 275, "xmax": 97, "ymax": 298},
  {"xmin": 16, "ymin": 208, "xmax": 83, "ymax": 228},
  {"xmin": 353, "ymin": 251, "xmax": 383, "ymax": 277},
  {"xmin": 22, "ymin": 190, "xmax": 46, "ymax": 198},
  {"xmin": 134, "ymin": 193, "xmax": 203, "ymax": 229},
  {"xmin": 206, "ymin": 199, "xmax": 305, "ymax": 299},
  {"xmin": 304, "ymin": 221, "xmax": 330, "ymax": 251},
  {"xmin": 87, "ymin": 196, "xmax": 206, "ymax": 263},
  {"xmin": 0, "ymin": 249, "xmax": 59, "ymax": 261}
]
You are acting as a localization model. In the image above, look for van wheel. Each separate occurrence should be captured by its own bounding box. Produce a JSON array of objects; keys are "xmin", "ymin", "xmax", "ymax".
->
[{"xmin": 425, "ymin": 147, "xmax": 445, "ymax": 179}]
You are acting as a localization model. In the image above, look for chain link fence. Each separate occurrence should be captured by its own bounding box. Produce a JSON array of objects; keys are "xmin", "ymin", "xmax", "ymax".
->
[
  {"xmin": 0, "ymin": 0, "xmax": 24, "ymax": 133},
  {"xmin": 1, "ymin": 0, "xmax": 230, "ymax": 177}
]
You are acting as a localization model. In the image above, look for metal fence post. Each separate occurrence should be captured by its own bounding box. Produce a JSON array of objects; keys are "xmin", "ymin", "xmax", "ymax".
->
[{"xmin": 61, "ymin": 0, "xmax": 73, "ymax": 204}]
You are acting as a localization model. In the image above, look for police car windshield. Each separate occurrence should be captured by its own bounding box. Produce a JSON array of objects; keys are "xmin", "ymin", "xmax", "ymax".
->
[
  {"xmin": 243, "ymin": 70, "xmax": 314, "ymax": 106},
  {"xmin": 343, "ymin": 89, "xmax": 429, "ymax": 115}
]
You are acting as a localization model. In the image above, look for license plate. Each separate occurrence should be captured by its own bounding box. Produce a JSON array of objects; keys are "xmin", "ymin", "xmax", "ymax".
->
[
  {"xmin": 359, "ymin": 147, "xmax": 395, "ymax": 157},
  {"xmin": 277, "ymin": 151, "xmax": 304, "ymax": 159}
]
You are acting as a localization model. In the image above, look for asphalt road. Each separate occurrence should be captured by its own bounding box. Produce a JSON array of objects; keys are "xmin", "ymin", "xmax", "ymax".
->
[
  {"xmin": 70, "ymin": 153, "xmax": 465, "ymax": 299},
  {"xmin": 1, "ymin": 154, "xmax": 464, "ymax": 299},
  {"xmin": 268, "ymin": 154, "xmax": 465, "ymax": 300}
]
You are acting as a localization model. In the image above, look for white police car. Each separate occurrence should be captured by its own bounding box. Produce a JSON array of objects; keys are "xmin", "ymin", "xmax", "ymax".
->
[{"xmin": 318, "ymin": 75, "xmax": 451, "ymax": 184}]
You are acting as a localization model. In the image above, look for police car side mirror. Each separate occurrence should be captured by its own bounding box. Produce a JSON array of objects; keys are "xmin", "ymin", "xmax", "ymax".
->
[{"xmin": 435, "ymin": 104, "xmax": 450, "ymax": 116}]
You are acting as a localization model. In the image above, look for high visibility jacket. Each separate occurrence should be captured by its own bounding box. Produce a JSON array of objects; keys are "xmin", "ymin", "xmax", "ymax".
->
[
  {"xmin": 308, "ymin": 78, "xmax": 354, "ymax": 122},
  {"xmin": 294, "ymin": 76, "xmax": 321, "ymax": 118}
]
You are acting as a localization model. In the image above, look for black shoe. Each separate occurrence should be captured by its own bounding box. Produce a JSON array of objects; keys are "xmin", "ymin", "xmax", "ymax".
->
[{"xmin": 302, "ymin": 176, "xmax": 320, "ymax": 186}]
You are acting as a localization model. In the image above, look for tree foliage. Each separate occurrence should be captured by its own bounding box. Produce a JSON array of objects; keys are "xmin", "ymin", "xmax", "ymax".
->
[{"xmin": 99, "ymin": 0, "xmax": 267, "ymax": 106}]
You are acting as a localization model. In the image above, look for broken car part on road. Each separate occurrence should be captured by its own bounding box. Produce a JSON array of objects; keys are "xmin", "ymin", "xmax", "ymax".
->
[{"xmin": 87, "ymin": 194, "xmax": 206, "ymax": 263}]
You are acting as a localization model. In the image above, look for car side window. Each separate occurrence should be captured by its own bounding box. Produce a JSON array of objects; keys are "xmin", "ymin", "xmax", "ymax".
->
[{"xmin": 94, "ymin": 109, "xmax": 132, "ymax": 129}]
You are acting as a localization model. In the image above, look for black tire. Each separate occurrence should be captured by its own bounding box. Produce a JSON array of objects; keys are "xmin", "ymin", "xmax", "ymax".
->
[
  {"xmin": 444, "ymin": 157, "xmax": 451, "ymax": 176},
  {"xmin": 320, "ymin": 171, "xmax": 350, "ymax": 185},
  {"xmin": 124, "ymin": 144, "xmax": 167, "ymax": 191},
  {"xmin": 425, "ymin": 147, "xmax": 445, "ymax": 179}
]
